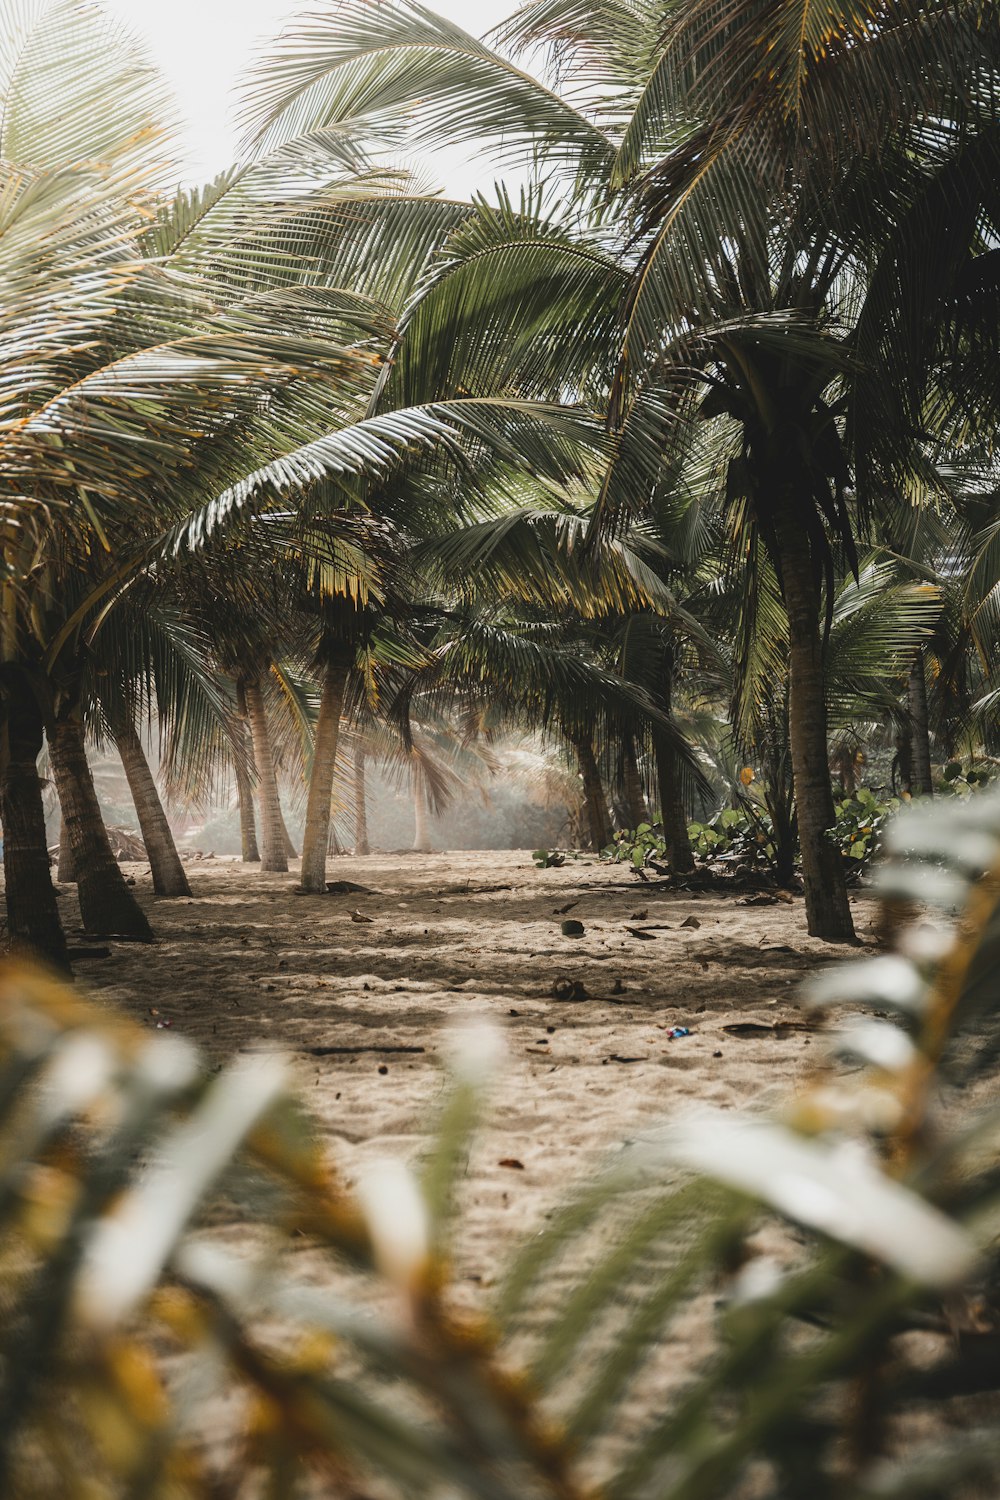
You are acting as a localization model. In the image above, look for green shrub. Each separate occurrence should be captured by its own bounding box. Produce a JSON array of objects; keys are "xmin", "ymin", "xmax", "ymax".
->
[
  {"xmin": 829, "ymin": 786, "xmax": 902, "ymax": 868},
  {"xmin": 605, "ymin": 804, "xmax": 778, "ymax": 872}
]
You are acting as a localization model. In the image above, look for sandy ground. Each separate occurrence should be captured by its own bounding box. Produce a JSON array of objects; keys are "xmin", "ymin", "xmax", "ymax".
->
[
  {"xmin": 70, "ymin": 849, "xmax": 877, "ymax": 1286},
  {"xmin": 37, "ymin": 851, "xmax": 1000, "ymax": 1493}
]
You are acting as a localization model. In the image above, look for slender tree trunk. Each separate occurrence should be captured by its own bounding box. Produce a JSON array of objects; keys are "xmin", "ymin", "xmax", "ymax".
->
[
  {"xmin": 233, "ymin": 729, "xmax": 260, "ymax": 863},
  {"xmin": 763, "ymin": 746, "xmax": 798, "ymax": 888},
  {"xmin": 622, "ymin": 735, "xmax": 649, "ymax": 829},
  {"xmin": 48, "ymin": 715, "xmax": 153, "ymax": 940},
  {"xmin": 354, "ymin": 748, "xmax": 370, "ymax": 855},
  {"xmin": 57, "ymin": 810, "xmax": 76, "ymax": 883},
  {"xmin": 298, "ymin": 661, "xmax": 349, "ymax": 893},
  {"xmin": 571, "ymin": 732, "xmax": 611, "ymax": 851},
  {"xmin": 115, "ymin": 722, "xmax": 191, "ymax": 897},
  {"xmin": 893, "ymin": 728, "xmax": 913, "ymax": 797},
  {"xmin": 412, "ymin": 780, "xmax": 433, "ymax": 853},
  {"xmin": 651, "ymin": 652, "xmax": 693, "ymax": 873},
  {"xmin": 654, "ymin": 734, "xmax": 694, "ymax": 873},
  {"xmin": 243, "ymin": 676, "xmax": 287, "ymax": 873},
  {"xmin": 908, "ymin": 650, "xmax": 933, "ymax": 797},
  {"xmin": 773, "ymin": 499, "xmax": 855, "ymax": 942},
  {"xmin": 0, "ymin": 677, "xmax": 69, "ymax": 970}
]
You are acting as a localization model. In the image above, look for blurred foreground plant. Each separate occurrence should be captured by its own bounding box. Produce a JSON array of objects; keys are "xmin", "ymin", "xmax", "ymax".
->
[{"xmin": 1, "ymin": 793, "xmax": 999, "ymax": 1498}]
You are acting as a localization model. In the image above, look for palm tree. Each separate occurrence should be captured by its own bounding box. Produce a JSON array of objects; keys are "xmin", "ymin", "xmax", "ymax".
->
[
  {"xmin": 3, "ymin": 3, "xmax": 596, "ymax": 954},
  {"xmin": 0, "ymin": 3, "xmax": 409, "ymax": 958},
  {"xmin": 247, "ymin": 0, "xmax": 1000, "ymax": 940}
]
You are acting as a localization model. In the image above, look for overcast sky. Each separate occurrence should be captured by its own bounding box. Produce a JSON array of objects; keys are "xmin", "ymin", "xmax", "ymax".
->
[{"xmin": 103, "ymin": 0, "xmax": 516, "ymax": 193}]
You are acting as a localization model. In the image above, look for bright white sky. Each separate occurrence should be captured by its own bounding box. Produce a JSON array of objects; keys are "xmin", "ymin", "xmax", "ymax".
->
[{"xmin": 103, "ymin": 0, "xmax": 516, "ymax": 193}]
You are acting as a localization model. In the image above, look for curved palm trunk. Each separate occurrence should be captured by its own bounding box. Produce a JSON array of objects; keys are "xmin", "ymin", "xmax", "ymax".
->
[
  {"xmin": 48, "ymin": 715, "xmax": 153, "ymax": 940},
  {"xmin": 354, "ymin": 748, "xmax": 370, "ymax": 855},
  {"xmin": 0, "ymin": 679, "xmax": 69, "ymax": 970},
  {"xmin": 773, "ymin": 502, "xmax": 855, "ymax": 942},
  {"xmin": 298, "ymin": 661, "xmax": 349, "ymax": 893},
  {"xmin": 571, "ymin": 731, "xmax": 611, "ymax": 851},
  {"xmin": 654, "ymin": 733, "xmax": 694, "ymax": 873},
  {"xmin": 115, "ymin": 722, "xmax": 192, "ymax": 898},
  {"xmin": 57, "ymin": 810, "xmax": 76, "ymax": 883},
  {"xmin": 233, "ymin": 732, "xmax": 260, "ymax": 863},
  {"xmin": 908, "ymin": 650, "xmax": 933, "ymax": 796},
  {"xmin": 622, "ymin": 735, "xmax": 649, "ymax": 829},
  {"xmin": 243, "ymin": 676, "xmax": 287, "ymax": 873},
  {"xmin": 412, "ymin": 782, "xmax": 432, "ymax": 854}
]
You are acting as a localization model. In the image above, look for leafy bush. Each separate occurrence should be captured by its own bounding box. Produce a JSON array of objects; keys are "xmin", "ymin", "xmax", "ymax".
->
[
  {"xmin": 829, "ymin": 786, "xmax": 902, "ymax": 868},
  {"xmin": 940, "ymin": 759, "xmax": 998, "ymax": 795},
  {"xmin": 602, "ymin": 819, "xmax": 667, "ymax": 869},
  {"xmin": 688, "ymin": 802, "xmax": 778, "ymax": 866},
  {"xmin": 1, "ymin": 791, "xmax": 999, "ymax": 1498},
  {"xmin": 605, "ymin": 804, "xmax": 779, "ymax": 872}
]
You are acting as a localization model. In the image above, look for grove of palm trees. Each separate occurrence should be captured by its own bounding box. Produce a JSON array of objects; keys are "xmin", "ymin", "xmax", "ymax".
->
[{"xmin": 0, "ymin": 1, "xmax": 999, "ymax": 1497}]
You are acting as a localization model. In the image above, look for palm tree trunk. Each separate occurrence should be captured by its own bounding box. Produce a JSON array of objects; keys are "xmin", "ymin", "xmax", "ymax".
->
[
  {"xmin": 654, "ymin": 733, "xmax": 694, "ymax": 873},
  {"xmin": 0, "ymin": 677, "xmax": 69, "ymax": 969},
  {"xmin": 354, "ymin": 748, "xmax": 370, "ymax": 855},
  {"xmin": 233, "ymin": 729, "xmax": 260, "ymax": 863},
  {"xmin": 571, "ymin": 732, "xmax": 611, "ymax": 851},
  {"xmin": 48, "ymin": 714, "xmax": 153, "ymax": 940},
  {"xmin": 773, "ymin": 502, "xmax": 855, "ymax": 942},
  {"xmin": 299, "ymin": 661, "xmax": 349, "ymax": 893},
  {"xmin": 115, "ymin": 722, "xmax": 192, "ymax": 897},
  {"xmin": 908, "ymin": 650, "xmax": 933, "ymax": 796},
  {"xmin": 412, "ymin": 780, "xmax": 432, "ymax": 853},
  {"xmin": 622, "ymin": 735, "xmax": 649, "ymax": 828},
  {"xmin": 242, "ymin": 676, "xmax": 287, "ymax": 873},
  {"xmin": 57, "ymin": 810, "xmax": 76, "ymax": 883}
]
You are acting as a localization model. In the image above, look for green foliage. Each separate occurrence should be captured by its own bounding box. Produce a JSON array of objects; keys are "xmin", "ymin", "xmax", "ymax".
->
[
  {"xmin": 605, "ymin": 805, "xmax": 779, "ymax": 872},
  {"xmin": 608, "ymin": 784, "xmax": 975, "ymax": 879},
  {"xmin": 3, "ymin": 795, "xmax": 999, "ymax": 1497},
  {"xmin": 532, "ymin": 847, "xmax": 572, "ymax": 867},
  {"xmin": 603, "ymin": 819, "xmax": 665, "ymax": 869},
  {"xmin": 939, "ymin": 759, "xmax": 998, "ymax": 795},
  {"xmin": 829, "ymin": 786, "xmax": 903, "ymax": 869},
  {"xmin": 688, "ymin": 803, "xmax": 777, "ymax": 867}
]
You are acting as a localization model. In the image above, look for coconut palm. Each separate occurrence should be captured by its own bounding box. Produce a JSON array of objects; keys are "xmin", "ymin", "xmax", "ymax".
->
[
  {"xmin": 245, "ymin": 0, "xmax": 1000, "ymax": 940},
  {"xmin": 0, "ymin": 0, "xmax": 620, "ymax": 963}
]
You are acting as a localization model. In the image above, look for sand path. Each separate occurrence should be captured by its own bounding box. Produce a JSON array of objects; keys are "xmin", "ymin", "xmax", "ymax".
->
[{"xmin": 73, "ymin": 849, "xmax": 875, "ymax": 1293}]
